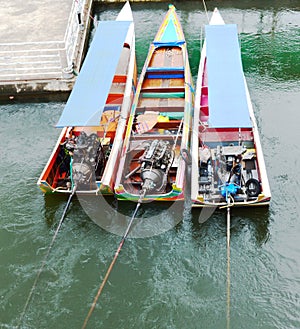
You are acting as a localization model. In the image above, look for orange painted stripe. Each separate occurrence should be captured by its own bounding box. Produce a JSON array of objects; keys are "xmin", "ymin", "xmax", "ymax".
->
[
  {"xmin": 113, "ymin": 75, "xmax": 127, "ymax": 83},
  {"xmin": 106, "ymin": 93, "xmax": 124, "ymax": 104}
]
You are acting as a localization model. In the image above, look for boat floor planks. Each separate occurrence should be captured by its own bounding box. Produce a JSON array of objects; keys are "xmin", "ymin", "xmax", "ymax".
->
[{"xmin": 114, "ymin": 5, "xmax": 193, "ymax": 202}]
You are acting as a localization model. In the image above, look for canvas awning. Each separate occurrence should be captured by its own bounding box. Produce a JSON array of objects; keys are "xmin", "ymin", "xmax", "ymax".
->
[
  {"xmin": 56, "ymin": 20, "xmax": 131, "ymax": 127},
  {"xmin": 206, "ymin": 24, "xmax": 252, "ymax": 128}
]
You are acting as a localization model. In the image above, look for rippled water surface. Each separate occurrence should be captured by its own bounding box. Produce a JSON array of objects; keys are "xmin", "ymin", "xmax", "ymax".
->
[{"xmin": 1, "ymin": 1, "xmax": 300, "ymax": 328}]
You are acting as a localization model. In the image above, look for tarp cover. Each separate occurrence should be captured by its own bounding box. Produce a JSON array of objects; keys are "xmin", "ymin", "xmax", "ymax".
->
[
  {"xmin": 206, "ymin": 24, "xmax": 252, "ymax": 128},
  {"xmin": 56, "ymin": 20, "xmax": 131, "ymax": 127}
]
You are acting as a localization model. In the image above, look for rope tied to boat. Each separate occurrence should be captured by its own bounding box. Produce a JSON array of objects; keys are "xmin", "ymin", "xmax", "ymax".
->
[
  {"xmin": 17, "ymin": 185, "xmax": 77, "ymax": 328},
  {"xmin": 226, "ymin": 196, "xmax": 231, "ymax": 329},
  {"xmin": 218, "ymin": 185, "xmax": 235, "ymax": 329},
  {"xmin": 173, "ymin": 118, "xmax": 184, "ymax": 149},
  {"xmin": 81, "ymin": 189, "xmax": 146, "ymax": 329},
  {"xmin": 202, "ymin": 0, "xmax": 210, "ymax": 23},
  {"xmin": 185, "ymin": 81, "xmax": 195, "ymax": 94}
]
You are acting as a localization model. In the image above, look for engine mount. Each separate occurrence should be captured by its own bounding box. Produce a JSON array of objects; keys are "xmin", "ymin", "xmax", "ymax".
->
[
  {"xmin": 72, "ymin": 132, "xmax": 100, "ymax": 189},
  {"xmin": 139, "ymin": 139, "xmax": 174, "ymax": 193}
]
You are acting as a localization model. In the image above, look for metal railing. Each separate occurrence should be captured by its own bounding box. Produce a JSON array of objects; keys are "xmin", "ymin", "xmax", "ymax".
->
[
  {"xmin": 64, "ymin": 0, "xmax": 83, "ymax": 70},
  {"xmin": 0, "ymin": 0, "xmax": 91, "ymax": 82},
  {"xmin": 64, "ymin": 0, "xmax": 94, "ymax": 73}
]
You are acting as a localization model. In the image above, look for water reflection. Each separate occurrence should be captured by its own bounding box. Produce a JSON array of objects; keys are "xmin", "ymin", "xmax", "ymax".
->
[
  {"xmin": 9, "ymin": 4, "xmax": 299, "ymax": 329},
  {"xmin": 43, "ymin": 193, "xmax": 73, "ymax": 227},
  {"xmin": 78, "ymin": 195, "xmax": 185, "ymax": 238},
  {"xmin": 231, "ymin": 207, "xmax": 270, "ymax": 245},
  {"xmin": 191, "ymin": 206, "xmax": 270, "ymax": 246}
]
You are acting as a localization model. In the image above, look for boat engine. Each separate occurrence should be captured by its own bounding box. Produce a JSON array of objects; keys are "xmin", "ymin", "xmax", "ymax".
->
[
  {"xmin": 71, "ymin": 132, "xmax": 100, "ymax": 190},
  {"xmin": 139, "ymin": 139, "xmax": 174, "ymax": 193}
]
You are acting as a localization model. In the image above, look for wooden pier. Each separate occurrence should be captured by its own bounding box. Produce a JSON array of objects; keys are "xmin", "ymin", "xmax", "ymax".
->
[{"xmin": 0, "ymin": 0, "xmax": 93, "ymax": 102}]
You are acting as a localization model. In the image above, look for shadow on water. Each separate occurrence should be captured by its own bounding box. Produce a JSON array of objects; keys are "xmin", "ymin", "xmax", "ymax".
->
[
  {"xmin": 191, "ymin": 206, "xmax": 270, "ymax": 247},
  {"xmin": 43, "ymin": 193, "xmax": 89, "ymax": 228},
  {"xmin": 43, "ymin": 191, "xmax": 187, "ymax": 240},
  {"xmin": 43, "ymin": 187, "xmax": 270, "ymax": 247},
  {"xmin": 43, "ymin": 193, "xmax": 70, "ymax": 226},
  {"xmin": 77, "ymin": 195, "xmax": 185, "ymax": 238},
  {"xmin": 230, "ymin": 207, "xmax": 270, "ymax": 245}
]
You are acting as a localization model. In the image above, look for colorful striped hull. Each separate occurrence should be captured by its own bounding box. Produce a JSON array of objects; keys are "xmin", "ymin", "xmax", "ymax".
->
[
  {"xmin": 114, "ymin": 5, "xmax": 194, "ymax": 202},
  {"xmin": 190, "ymin": 8, "xmax": 271, "ymax": 208},
  {"xmin": 37, "ymin": 2, "xmax": 136, "ymax": 196}
]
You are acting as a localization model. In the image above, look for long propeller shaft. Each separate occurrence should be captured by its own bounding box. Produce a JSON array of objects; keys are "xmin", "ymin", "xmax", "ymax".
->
[
  {"xmin": 226, "ymin": 198, "xmax": 231, "ymax": 329},
  {"xmin": 82, "ymin": 194, "xmax": 144, "ymax": 329},
  {"xmin": 18, "ymin": 187, "xmax": 76, "ymax": 328}
]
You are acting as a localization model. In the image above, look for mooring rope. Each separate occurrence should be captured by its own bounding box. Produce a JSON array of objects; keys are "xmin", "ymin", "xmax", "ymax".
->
[
  {"xmin": 226, "ymin": 196, "xmax": 231, "ymax": 329},
  {"xmin": 202, "ymin": 0, "xmax": 210, "ymax": 23},
  {"xmin": 81, "ymin": 190, "xmax": 145, "ymax": 329},
  {"xmin": 173, "ymin": 118, "xmax": 184, "ymax": 150},
  {"xmin": 17, "ymin": 187, "xmax": 76, "ymax": 328}
]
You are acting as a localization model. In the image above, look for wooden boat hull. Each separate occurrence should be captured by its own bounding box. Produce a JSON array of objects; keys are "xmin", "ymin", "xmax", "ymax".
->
[
  {"xmin": 114, "ymin": 5, "xmax": 193, "ymax": 202},
  {"xmin": 191, "ymin": 8, "xmax": 271, "ymax": 208},
  {"xmin": 37, "ymin": 2, "xmax": 136, "ymax": 195}
]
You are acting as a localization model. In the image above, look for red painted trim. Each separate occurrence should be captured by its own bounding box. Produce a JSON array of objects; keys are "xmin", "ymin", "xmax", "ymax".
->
[
  {"xmin": 113, "ymin": 75, "xmax": 127, "ymax": 83},
  {"xmin": 200, "ymin": 127, "xmax": 253, "ymax": 142},
  {"xmin": 106, "ymin": 93, "xmax": 124, "ymax": 104}
]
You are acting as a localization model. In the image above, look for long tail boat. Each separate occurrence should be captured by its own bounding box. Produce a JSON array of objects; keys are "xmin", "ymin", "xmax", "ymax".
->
[
  {"xmin": 37, "ymin": 2, "xmax": 136, "ymax": 194},
  {"xmin": 114, "ymin": 5, "xmax": 194, "ymax": 202},
  {"xmin": 191, "ymin": 8, "xmax": 271, "ymax": 207}
]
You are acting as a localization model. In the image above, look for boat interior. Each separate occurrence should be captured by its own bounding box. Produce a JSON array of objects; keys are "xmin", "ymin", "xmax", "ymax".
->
[
  {"xmin": 197, "ymin": 126, "xmax": 262, "ymax": 203},
  {"xmin": 42, "ymin": 45, "xmax": 132, "ymax": 192},
  {"xmin": 121, "ymin": 46, "xmax": 186, "ymax": 196}
]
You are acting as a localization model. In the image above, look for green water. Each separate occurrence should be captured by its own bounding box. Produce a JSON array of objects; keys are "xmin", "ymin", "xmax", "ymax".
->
[{"xmin": 1, "ymin": 2, "xmax": 300, "ymax": 328}]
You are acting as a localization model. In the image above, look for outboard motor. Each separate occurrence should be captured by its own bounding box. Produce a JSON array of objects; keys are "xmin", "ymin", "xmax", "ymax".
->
[
  {"xmin": 139, "ymin": 139, "xmax": 174, "ymax": 193},
  {"xmin": 72, "ymin": 132, "xmax": 100, "ymax": 190}
]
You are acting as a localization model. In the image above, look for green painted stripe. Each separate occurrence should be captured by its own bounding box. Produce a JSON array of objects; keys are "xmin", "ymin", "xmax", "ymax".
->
[
  {"xmin": 146, "ymin": 66, "xmax": 184, "ymax": 72},
  {"xmin": 159, "ymin": 112, "xmax": 184, "ymax": 119},
  {"xmin": 135, "ymin": 112, "xmax": 184, "ymax": 120},
  {"xmin": 141, "ymin": 92, "xmax": 185, "ymax": 98}
]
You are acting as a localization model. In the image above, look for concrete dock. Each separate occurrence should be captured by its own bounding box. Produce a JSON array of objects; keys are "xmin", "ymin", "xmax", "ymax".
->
[{"xmin": 0, "ymin": 0, "xmax": 93, "ymax": 102}]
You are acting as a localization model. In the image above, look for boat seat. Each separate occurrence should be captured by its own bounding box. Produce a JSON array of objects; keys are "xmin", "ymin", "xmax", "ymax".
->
[
  {"xmin": 106, "ymin": 93, "xmax": 124, "ymax": 104},
  {"xmin": 141, "ymin": 92, "xmax": 185, "ymax": 98},
  {"xmin": 141, "ymin": 87, "xmax": 185, "ymax": 93},
  {"xmin": 146, "ymin": 66, "xmax": 184, "ymax": 72},
  {"xmin": 136, "ymin": 106, "xmax": 184, "ymax": 113},
  {"xmin": 135, "ymin": 111, "xmax": 184, "ymax": 122},
  {"xmin": 146, "ymin": 66, "xmax": 184, "ymax": 79},
  {"xmin": 103, "ymin": 105, "xmax": 121, "ymax": 112},
  {"xmin": 113, "ymin": 75, "xmax": 127, "ymax": 83},
  {"xmin": 159, "ymin": 112, "xmax": 184, "ymax": 120}
]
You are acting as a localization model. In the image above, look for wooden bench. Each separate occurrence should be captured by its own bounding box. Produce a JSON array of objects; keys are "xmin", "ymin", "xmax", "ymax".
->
[{"xmin": 145, "ymin": 66, "xmax": 184, "ymax": 79}]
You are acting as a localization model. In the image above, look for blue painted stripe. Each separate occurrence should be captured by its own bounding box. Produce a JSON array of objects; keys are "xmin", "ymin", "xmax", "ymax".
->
[
  {"xmin": 153, "ymin": 40, "xmax": 185, "ymax": 48},
  {"xmin": 147, "ymin": 73, "xmax": 184, "ymax": 79},
  {"xmin": 103, "ymin": 105, "xmax": 121, "ymax": 112},
  {"xmin": 146, "ymin": 66, "xmax": 184, "ymax": 72}
]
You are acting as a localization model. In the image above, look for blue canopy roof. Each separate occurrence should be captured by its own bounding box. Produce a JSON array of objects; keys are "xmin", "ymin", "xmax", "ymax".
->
[
  {"xmin": 56, "ymin": 20, "xmax": 131, "ymax": 127},
  {"xmin": 206, "ymin": 24, "xmax": 252, "ymax": 128}
]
